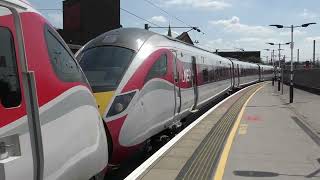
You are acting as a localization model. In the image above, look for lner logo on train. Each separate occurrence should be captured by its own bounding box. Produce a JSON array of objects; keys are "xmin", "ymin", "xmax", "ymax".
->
[{"xmin": 182, "ymin": 68, "xmax": 192, "ymax": 83}]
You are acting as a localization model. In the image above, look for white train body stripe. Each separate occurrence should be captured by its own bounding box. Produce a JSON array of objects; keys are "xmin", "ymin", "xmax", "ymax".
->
[{"xmin": 125, "ymin": 83, "xmax": 255, "ymax": 180}]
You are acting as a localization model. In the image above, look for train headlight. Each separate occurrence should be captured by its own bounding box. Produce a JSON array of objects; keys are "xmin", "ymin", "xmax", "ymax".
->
[{"xmin": 106, "ymin": 91, "xmax": 136, "ymax": 117}]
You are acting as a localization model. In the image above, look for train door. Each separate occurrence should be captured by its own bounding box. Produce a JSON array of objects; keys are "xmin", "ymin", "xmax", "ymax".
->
[
  {"xmin": 191, "ymin": 56, "xmax": 198, "ymax": 111},
  {"xmin": 229, "ymin": 64, "xmax": 233, "ymax": 88},
  {"xmin": 172, "ymin": 50, "xmax": 181, "ymax": 120},
  {"xmin": 237, "ymin": 64, "xmax": 240, "ymax": 86},
  {"xmin": 232, "ymin": 63, "xmax": 235, "ymax": 88},
  {"xmin": 0, "ymin": 4, "xmax": 41, "ymax": 180}
]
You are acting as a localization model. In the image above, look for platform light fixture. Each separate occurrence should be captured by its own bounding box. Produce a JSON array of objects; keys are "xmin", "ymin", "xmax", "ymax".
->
[
  {"xmin": 269, "ymin": 22, "xmax": 316, "ymax": 103},
  {"xmin": 266, "ymin": 42, "xmax": 290, "ymax": 92}
]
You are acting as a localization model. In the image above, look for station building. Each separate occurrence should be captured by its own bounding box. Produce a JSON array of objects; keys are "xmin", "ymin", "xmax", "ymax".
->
[{"xmin": 58, "ymin": 0, "xmax": 121, "ymax": 51}]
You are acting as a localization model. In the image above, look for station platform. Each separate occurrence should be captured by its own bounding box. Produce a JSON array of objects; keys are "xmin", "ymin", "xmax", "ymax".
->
[
  {"xmin": 125, "ymin": 82, "xmax": 320, "ymax": 180},
  {"xmin": 280, "ymin": 84, "xmax": 320, "ymax": 136}
]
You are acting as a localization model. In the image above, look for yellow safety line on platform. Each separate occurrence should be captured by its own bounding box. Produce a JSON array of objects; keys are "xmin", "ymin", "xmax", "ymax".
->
[{"xmin": 214, "ymin": 84, "xmax": 265, "ymax": 180}]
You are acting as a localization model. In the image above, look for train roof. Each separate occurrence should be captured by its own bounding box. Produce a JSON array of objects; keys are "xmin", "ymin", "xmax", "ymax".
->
[
  {"xmin": 260, "ymin": 64, "xmax": 274, "ymax": 69},
  {"xmin": 80, "ymin": 28, "xmax": 270, "ymax": 67},
  {"xmin": 81, "ymin": 28, "xmax": 157, "ymax": 52},
  {"xmin": 226, "ymin": 57, "xmax": 259, "ymax": 67},
  {"xmin": 1, "ymin": 0, "xmax": 37, "ymax": 13},
  {"xmin": 81, "ymin": 28, "xmax": 224, "ymax": 57}
]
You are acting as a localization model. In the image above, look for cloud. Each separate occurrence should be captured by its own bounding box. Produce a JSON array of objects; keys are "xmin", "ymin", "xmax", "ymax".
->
[
  {"xmin": 305, "ymin": 36, "xmax": 320, "ymax": 42},
  {"xmin": 236, "ymin": 37, "xmax": 285, "ymax": 49},
  {"xmin": 150, "ymin": 16, "xmax": 167, "ymax": 23},
  {"xmin": 198, "ymin": 36, "xmax": 285, "ymax": 53},
  {"xmin": 209, "ymin": 38, "xmax": 223, "ymax": 44},
  {"xmin": 201, "ymin": 38, "xmax": 239, "ymax": 50},
  {"xmin": 300, "ymin": 9, "xmax": 318, "ymax": 19},
  {"xmin": 160, "ymin": 30, "xmax": 182, "ymax": 38},
  {"xmin": 47, "ymin": 12, "xmax": 63, "ymax": 28},
  {"xmin": 162, "ymin": 0, "xmax": 231, "ymax": 11},
  {"xmin": 236, "ymin": 37, "xmax": 261, "ymax": 43},
  {"xmin": 279, "ymin": 30, "xmax": 306, "ymax": 37},
  {"xmin": 172, "ymin": 31, "xmax": 181, "ymax": 37},
  {"xmin": 209, "ymin": 16, "xmax": 274, "ymax": 37}
]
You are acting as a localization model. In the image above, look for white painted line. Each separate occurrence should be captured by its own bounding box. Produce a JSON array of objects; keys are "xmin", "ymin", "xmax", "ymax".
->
[{"xmin": 125, "ymin": 83, "xmax": 259, "ymax": 180}]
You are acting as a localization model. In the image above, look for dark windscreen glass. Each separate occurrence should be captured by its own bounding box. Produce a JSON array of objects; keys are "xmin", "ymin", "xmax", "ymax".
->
[
  {"xmin": 0, "ymin": 26, "xmax": 21, "ymax": 108},
  {"xmin": 78, "ymin": 46, "xmax": 135, "ymax": 92}
]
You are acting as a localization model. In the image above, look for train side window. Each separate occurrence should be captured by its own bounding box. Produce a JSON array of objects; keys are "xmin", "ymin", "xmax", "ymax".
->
[
  {"xmin": 215, "ymin": 67, "xmax": 220, "ymax": 80},
  {"xmin": 44, "ymin": 25, "xmax": 85, "ymax": 83},
  {"xmin": 145, "ymin": 54, "xmax": 167, "ymax": 82},
  {"xmin": 222, "ymin": 67, "xmax": 226, "ymax": 80},
  {"xmin": 217, "ymin": 67, "xmax": 220, "ymax": 79},
  {"xmin": 221, "ymin": 67, "xmax": 224, "ymax": 80},
  {"xmin": 0, "ymin": 27, "xmax": 21, "ymax": 108},
  {"xmin": 202, "ymin": 68, "xmax": 209, "ymax": 83},
  {"xmin": 224, "ymin": 67, "xmax": 227, "ymax": 79},
  {"xmin": 210, "ymin": 67, "xmax": 215, "ymax": 82}
]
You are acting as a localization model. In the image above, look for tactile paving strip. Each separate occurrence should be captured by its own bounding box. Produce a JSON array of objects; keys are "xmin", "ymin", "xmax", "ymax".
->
[{"xmin": 176, "ymin": 85, "xmax": 262, "ymax": 180}]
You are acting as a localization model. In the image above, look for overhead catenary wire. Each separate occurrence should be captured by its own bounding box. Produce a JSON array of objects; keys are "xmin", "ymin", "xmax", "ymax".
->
[
  {"xmin": 142, "ymin": 0, "xmax": 192, "ymax": 28},
  {"xmin": 120, "ymin": 7, "xmax": 161, "ymax": 27},
  {"xmin": 37, "ymin": 1, "xmax": 198, "ymax": 32},
  {"xmin": 37, "ymin": 7, "xmax": 161, "ymax": 28},
  {"xmin": 142, "ymin": 0, "xmax": 205, "ymax": 35}
]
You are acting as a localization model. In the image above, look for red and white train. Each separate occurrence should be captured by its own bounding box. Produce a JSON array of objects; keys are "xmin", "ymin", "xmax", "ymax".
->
[
  {"xmin": 0, "ymin": 1, "xmax": 108, "ymax": 179},
  {"xmin": 0, "ymin": 1, "xmax": 273, "ymax": 178},
  {"xmin": 76, "ymin": 28, "xmax": 274, "ymax": 167}
]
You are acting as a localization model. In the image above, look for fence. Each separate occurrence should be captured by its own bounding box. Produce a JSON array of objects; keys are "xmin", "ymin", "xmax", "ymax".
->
[{"xmin": 283, "ymin": 69, "xmax": 320, "ymax": 92}]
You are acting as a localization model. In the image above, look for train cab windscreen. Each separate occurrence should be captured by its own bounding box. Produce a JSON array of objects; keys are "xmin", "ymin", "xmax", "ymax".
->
[
  {"xmin": 0, "ymin": 26, "xmax": 21, "ymax": 108},
  {"xmin": 78, "ymin": 46, "xmax": 135, "ymax": 92}
]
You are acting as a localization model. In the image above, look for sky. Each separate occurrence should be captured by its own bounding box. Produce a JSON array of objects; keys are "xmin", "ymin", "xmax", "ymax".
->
[{"xmin": 28, "ymin": 0, "xmax": 320, "ymax": 62}]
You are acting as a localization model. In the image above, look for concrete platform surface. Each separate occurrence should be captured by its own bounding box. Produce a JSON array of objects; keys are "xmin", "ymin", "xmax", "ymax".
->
[
  {"xmin": 128, "ymin": 84, "xmax": 262, "ymax": 180},
  {"xmin": 280, "ymin": 84, "xmax": 320, "ymax": 135},
  {"xmin": 223, "ymin": 83, "xmax": 320, "ymax": 180}
]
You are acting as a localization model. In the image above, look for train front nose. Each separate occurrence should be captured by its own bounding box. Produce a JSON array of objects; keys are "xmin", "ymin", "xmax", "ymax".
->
[
  {"xmin": 93, "ymin": 90, "xmax": 138, "ymax": 165},
  {"xmin": 94, "ymin": 91, "xmax": 115, "ymax": 116}
]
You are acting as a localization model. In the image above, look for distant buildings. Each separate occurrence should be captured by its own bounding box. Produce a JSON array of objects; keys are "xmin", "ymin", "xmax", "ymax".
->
[
  {"xmin": 56, "ymin": 0, "xmax": 262, "ymax": 62},
  {"xmin": 176, "ymin": 32, "xmax": 194, "ymax": 45},
  {"xmin": 58, "ymin": 0, "xmax": 120, "ymax": 46},
  {"xmin": 216, "ymin": 51, "xmax": 262, "ymax": 63}
]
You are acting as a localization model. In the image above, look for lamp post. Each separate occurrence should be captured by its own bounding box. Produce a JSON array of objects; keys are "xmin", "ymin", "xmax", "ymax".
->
[
  {"xmin": 267, "ymin": 42, "xmax": 290, "ymax": 91},
  {"xmin": 270, "ymin": 23, "xmax": 316, "ymax": 103},
  {"xmin": 264, "ymin": 49, "xmax": 273, "ymax": 63},
  {"xmin": 262, "ymin": 56, "xmax": 269, "ymax": 64}
]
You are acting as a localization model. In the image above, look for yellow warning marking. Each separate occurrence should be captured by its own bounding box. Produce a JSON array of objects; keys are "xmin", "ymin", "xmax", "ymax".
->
[
  {"xmin": 238, "ymin": 124, "xmax": 248, "ymax": 135},
  {"xmin": 214, "ymin": 85, "xmax": 265, "ymax": 180},
  {"xmin": 94, "ymin": 91, "xmax": 114, "ymax": 115}
]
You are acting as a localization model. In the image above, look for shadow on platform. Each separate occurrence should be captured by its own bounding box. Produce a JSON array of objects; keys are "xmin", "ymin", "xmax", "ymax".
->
[{"xmin": 234, "ymin": 159, "xmax": 320, "ymax": 178}]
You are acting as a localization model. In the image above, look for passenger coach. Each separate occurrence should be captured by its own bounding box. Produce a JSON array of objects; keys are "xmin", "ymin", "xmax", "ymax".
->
[{"xmin": 76, "ymin": 28, "xmax": 273, "ymax": 167}]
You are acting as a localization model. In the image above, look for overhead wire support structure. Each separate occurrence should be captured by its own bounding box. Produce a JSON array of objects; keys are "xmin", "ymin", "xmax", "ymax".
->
[
  {"xmin": 145, "ymin": 25, "xmax": 201, "ymax": 32},
  {"xmin": 142, "ymin": 0, "xmax": 206, "ymax": 46},
  {"xmin": 270, "ymin": 23, "xmax": 316, "ymax": 103},
  {"xmin": 142, "ymin": 0, "xmax": 205, "ymax": 34},
  {"xmin": 267, "ymin": 42, "xmax": 290, "ymax": 92}
]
